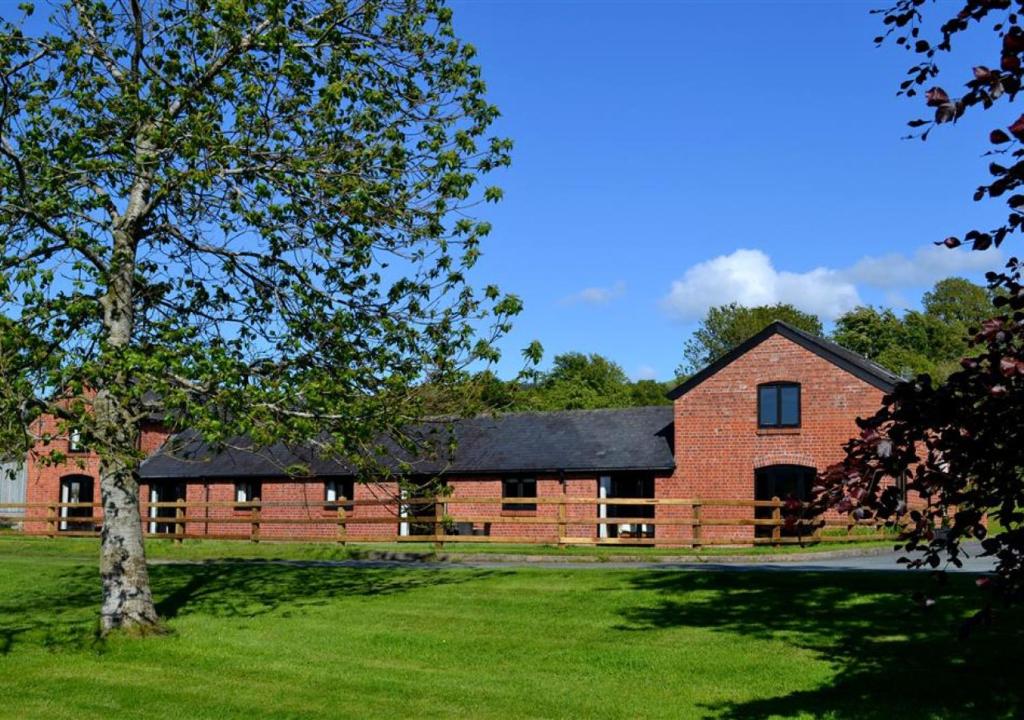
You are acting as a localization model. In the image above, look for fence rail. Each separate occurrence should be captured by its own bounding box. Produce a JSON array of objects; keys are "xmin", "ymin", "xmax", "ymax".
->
[{"xmin": 0, "ymin": 496, "xmax": 902, "ymax": 549}]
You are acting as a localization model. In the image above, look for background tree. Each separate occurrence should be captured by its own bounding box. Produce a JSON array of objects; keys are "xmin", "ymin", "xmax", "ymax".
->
[
  {"xmin": 627, "ymin": 379, "xmax": 674, "ymax": 407},
  {"xmin": 831, "ymin": 306, "xmax": 906, "ymax": 363},
  {"xmin": 526, "ymin": 352, "xmax": 632, "ymax": 411},
  {"xmin": 0, "ymin": 1, "xmax": 519, "ymax": 633},
  {"xmin": 817, "ymin": 1, "xmax": 1024, "ymax": 612},
  {"xmin": 831, "ymin": 278, "xmax": 993, "ymax": 381},
  {"xmin": 923, "ymin": 277, "xmax": 994, "ymax": 329},
  {"xmin": 678, "ymin": 302, "xmax": 823, "ymax": 376},
  {"xmin": 441, "ymin": 353, "xmax": 676, "ymax": 413}
]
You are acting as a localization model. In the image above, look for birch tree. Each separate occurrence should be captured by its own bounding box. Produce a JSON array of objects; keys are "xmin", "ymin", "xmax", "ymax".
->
[{"xmin": 0, "ymin": 0, "xmax": 520, "ymax": 633}]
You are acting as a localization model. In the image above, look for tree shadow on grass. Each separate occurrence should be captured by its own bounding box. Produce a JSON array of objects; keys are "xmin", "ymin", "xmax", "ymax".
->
[
  {"xmin": 151, "ymin": 561, "xmax": 495, "ymax": 621},
  {"xmin": 0, "ymin": 564, "xmax": 100, "ymax": 654},
  {"xmin": 616, "ymin": 569, "xmax": 1023, "ymax": 720},
  {"xmin": 0, "ymin": 561, "xmax": 494, "ymax": 654}
]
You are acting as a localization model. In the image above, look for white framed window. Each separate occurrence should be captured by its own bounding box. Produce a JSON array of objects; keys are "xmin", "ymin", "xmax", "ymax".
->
[
  {"xmin": 324, "ymin": 479, "xmax": 354, "ymax": 509},
  {"xmin": 234, "ymin": 481, "xmax": 261, "ymax": 508},
  {"xmin": 68, "ymin": 429, "xmax": 85, "ymax": 453}
]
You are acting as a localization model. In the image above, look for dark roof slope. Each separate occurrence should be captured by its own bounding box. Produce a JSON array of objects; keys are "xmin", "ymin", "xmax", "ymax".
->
[
  {"xmin": 140, "ymin": 405, "xmax": 675, "ymax": 480},
  {"xmin": 666, "ymin": 321, "xmax": 903, "ymax": 400}
]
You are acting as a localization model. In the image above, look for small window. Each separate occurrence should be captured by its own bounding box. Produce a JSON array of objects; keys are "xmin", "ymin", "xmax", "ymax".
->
[
  {"xmin": 502, "ymin": 477, "xmax": 537, "ymax": 512},
  {"xmin": 235, "ymin": 482, "xmax": 261, "ymax": 509},
  {"xmin": 68, "ymin": 429, "xmax": 85, "ymax": 453},
  {"xmin": 758, "ymin": 383, "xmax": 801, "ymax": 428},
  {"xmin": 324, "ymin": 479, "xmax": 354, "ymax": 509}
]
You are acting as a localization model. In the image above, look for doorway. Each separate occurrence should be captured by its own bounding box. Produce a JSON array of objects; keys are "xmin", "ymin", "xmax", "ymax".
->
[
  {"xmin": 754, "ymin": 464, "xmax": 815, "ymax": 538},
  {"xmin": 149, "ymin": 483, "xmax": 186, "ymax": 534},
  {"xmin": 599, "ymin": 474, "xmax": 655, "ymax": 540},
  {"xmin": 59, "ymin": 475, "xmax": 94, "ymax": 532}
]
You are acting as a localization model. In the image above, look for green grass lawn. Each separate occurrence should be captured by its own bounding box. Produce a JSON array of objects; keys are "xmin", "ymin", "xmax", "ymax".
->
[
  {"xmin": 0, "ymin": 533, "xmax": 897, "ymax": 564},
  {"xmin": 0, "ymin": 539, "xmax": 1019, "ymax": 719}
]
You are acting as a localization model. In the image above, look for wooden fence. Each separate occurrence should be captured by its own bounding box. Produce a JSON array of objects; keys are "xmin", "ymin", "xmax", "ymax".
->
[{"xmin": 0, "ymin": 496, "xmax": 900, "ymax": 549}]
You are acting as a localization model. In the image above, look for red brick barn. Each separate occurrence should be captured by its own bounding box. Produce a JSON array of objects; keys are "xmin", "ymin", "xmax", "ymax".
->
[
  {"xmin": 661, "ymin": 321, "xmax": 900, "ymax": 543},
  {"xmin": 136, "ymin": 407, "xmax": 676, "ymax": 544},
  {"xmin": 22, "ymin": 321, "xmax": 900, "ymax": 546}
]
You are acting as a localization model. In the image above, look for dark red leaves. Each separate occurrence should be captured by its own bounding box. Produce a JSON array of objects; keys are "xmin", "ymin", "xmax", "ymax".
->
[
  {"xmin": 990, "ymin": 383, "xmax": 1008, "ymax": 397},
  {"xmin": 974, "ymin": 65, "xmax": 994, "ymax": 81},
  {"xmin": 925, "ymin": 86, "xmax": 950, "ymax": 106},
  {"xmin": 1004, "ymin": 27, "xmax": 1024, "ymax": 53},
  {"xmin": 980, "ymin": 317, "xmax": 1005, "ymax": 340},
  {"xmin": 991, "ymin": 128, "xmax": 1011, "ymax": 143},
  {"xmin": 925, "ymin": 86, "xmax": 960, "ymax": 124},
  {"xmin": 998, "ymin": 356, "xmax": 1024, "ymax": 376},
  {"xmin": 1008, "ymin": 114, "xmax": 1024, "ymax": 139},
  {"xmin": 942, "ymin": 236, "xmax": 962, "ymax": 248}
]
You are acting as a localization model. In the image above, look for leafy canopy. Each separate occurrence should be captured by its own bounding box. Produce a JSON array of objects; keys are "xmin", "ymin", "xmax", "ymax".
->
[
  {"xmin": 0, "ymin": 0, "xmax": 520, "ymax": 471},
  {"xmin": 832, "ymin": 278, "xmax": 993, "ymax": 382},
  {"xmin": 678, "ymin": 302, "xmax": 823, "ymax": 376},
  {"xmin": 818, "ymin": 1, "xmax": 1024, "ymax": 615}
]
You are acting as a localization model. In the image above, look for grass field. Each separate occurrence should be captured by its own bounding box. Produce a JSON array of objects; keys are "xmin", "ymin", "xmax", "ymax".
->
[
  {"xmin": 0, "ymin": 538, "xmax": 1020, "ymax": 719},
  {"xmin": 0, "ymin": 532, "xmax": 897, "ymax": 562}
]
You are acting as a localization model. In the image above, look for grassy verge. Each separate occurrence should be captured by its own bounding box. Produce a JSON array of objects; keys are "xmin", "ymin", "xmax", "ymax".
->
[
  {"xmin": 0, "ymin": 542, "xmax": 1018, "ymax": 719},
  {"xmin": 0, "ymin": 534, "xmax": 898, "ymax": 564}
]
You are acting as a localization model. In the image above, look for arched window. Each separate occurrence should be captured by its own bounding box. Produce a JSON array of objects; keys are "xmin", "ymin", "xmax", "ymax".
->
[
  {"xmin": 754, "ymin": 464, "xmax": 815, "ymax": 538},
  {"xmin": 758, "ymin": 382, "xmax": 801, "ymax": 428}
]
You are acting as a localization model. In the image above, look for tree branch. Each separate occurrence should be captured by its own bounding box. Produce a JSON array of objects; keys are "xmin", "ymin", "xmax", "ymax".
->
[{"xmin": 71, "ymin": 1, "xmax": 126, "ymax": 85}]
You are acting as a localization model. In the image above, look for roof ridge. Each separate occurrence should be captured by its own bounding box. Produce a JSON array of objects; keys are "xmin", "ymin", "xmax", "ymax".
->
[
  {"xmin": 466, "ymin": 405, "xmax": 672, "ymax": 420},
  {"xmin": 773, "ymin": 321, "xmax": 903, "ymax": 382},
  {"xmin": 666, "ymin": 320, "xmax": 902, "ymax": 400}
]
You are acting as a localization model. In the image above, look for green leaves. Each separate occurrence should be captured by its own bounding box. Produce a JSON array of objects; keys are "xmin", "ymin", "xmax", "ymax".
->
[
  {"xmin": 0, "ymin": 0, "xmax": 515, "ymax": 473},
  {"xmin": 678, "ymin": 303, "xmax": 823, "ymax": 377}
]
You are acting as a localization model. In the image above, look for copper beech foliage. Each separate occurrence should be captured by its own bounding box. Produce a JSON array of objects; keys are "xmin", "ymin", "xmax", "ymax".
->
[
  {"xmin": 813, "ymin": 261, "xmax": 1024, "ymax": 602},
  {"xmin": 814, "ymin": 0, "xmax": 1024, "ymax": 612}
]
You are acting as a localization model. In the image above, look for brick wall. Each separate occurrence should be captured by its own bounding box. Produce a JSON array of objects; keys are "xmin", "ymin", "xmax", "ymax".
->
[
  {"xmin": 24, "ymin": 417, "xmax": 171, "ymax": 533},
  {"xmin": 671, "ymin": 333, "xmax": 887, "ymax": 543},
  {"xmin": 21, "ymin": 331, "xmax": 887, "ymax": 547},
  {"xmin": 444, "ymin": 474, "xmax": 636, "ymax": 543}
]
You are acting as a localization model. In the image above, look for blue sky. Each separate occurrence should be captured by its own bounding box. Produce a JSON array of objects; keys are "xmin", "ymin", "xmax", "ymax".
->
[{"xmin": 450, "ymin": 0, "xmax": 1008, "ymax": 381}]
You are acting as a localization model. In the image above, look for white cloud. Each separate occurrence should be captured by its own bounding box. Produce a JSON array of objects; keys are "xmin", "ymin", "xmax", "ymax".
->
[
  {"xmin": 661, "ymin": 249, "xmax": 860, "ymax": 321},
  {"xmin": 561, "ymin": 280, "xmax": 626, "ymax": 305},
  {"xmin": 661, "ymin": 246, "xmax": 1000, "ymax": 322},
  {"xmin": 844, "ymin": 245, "xmax": 999, "ymax": 289}
]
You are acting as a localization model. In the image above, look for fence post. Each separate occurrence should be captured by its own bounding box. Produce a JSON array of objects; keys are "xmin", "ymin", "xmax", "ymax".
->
[
  {"xmin": 557, "ymin": 494, "xmax": 567, "ymax": 549},
  {"xmin": 174, "ymin": 499, "xmax": 186, "ymax": 544},
  {"xmin": 250, "ymin": 502, "xmax": 261, "ymax": 543},
  {"xmin": 46, "ymin": 503, "xmax": 57, "ymax": 538},
  {"xmin": 336, "ymin": 496, "xmax": 347, "ymax": 546},
  {"xmin": 433, "ymin": 495, "xmax": 444, "ymax": 551},
  {"xmin": 691, "ymin": 501, "xmax": 702, "ymax": 549},
  {"xmin": 771, "ymin": 496, "xmax": 781, "ymax": 545}
]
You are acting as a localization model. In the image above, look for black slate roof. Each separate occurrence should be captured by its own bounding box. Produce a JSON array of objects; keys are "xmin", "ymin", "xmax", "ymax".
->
[
  {"xmin": 666, "ymin": 321, "xmax": 903, "ymax": 400},
  {"xmin": 139, "ymin": 405, "xmax": 675, "ymax": 480}
]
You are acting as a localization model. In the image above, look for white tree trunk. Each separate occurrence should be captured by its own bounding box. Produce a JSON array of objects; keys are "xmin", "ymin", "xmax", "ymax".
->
[
  {"xmin": 98, "ymin": 450, "xmax": 159, "ymax": 633},
  {"xmin": 95, "ymin": 196, "xmax": 160, "ymax": 632}
]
